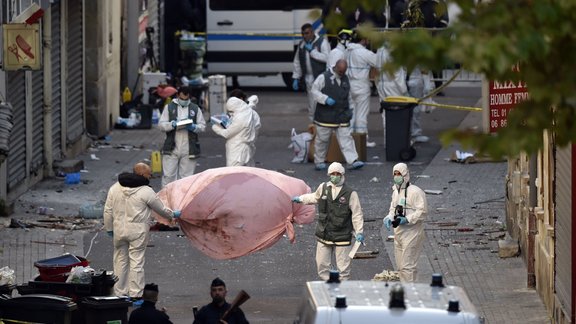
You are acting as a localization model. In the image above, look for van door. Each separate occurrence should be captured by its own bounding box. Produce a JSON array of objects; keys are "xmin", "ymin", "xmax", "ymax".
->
[
  {"xmin": 206, "ymin": 0, "xmax": 295, "ymax": 76},
  {"xmin": 205, "ymin": 0, "xmax": 326, "ymax": 78}
]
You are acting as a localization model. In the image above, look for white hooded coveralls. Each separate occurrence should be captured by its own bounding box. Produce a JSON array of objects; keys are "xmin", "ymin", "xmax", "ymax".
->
[
  {"xmin": 384, "ymin": 163, "xmax": 428, "ymax": 282},
  {"xmin": 103, "ymin": 182, "xmax": 175, "ymax": 298},
  {"xmin": 212, "ymin": 96, "xmax": 261, "ymax": 166},
  {"xmin": 346, "ymin": 42, "xmax": 377, "ymax": 134},
  {"xmin": 407, "ymin": 67, "xmax": 435, "ymax": 137},
  {"xmin": 327, "ymin": 42, "xmax": 347, "ymax": 70},
  {"xmin": 297, "ymin": 163, "xmax": 364, "ymax": 280},
  {"xmin": 375, "ymin": 45, "xmax": 408, "ymax": 145},
  {"xmin": 158, "ymin": 99, "xmax": 206, "ymax": 187}
]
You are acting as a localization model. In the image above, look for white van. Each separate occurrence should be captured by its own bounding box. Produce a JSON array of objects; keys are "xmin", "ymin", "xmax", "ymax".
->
[
  {"xmin": 294, "ymin": 274, "xmax": 483, "ymax": 324},
  {"xmin": 205, "ymin": 0, "xmax": 326, "ymax": 86}
]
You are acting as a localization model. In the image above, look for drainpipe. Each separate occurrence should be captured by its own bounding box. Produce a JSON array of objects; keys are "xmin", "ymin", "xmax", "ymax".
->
[
  {"xmin": 527, "ymin": 153, "xmax": 537, "ymax": 288},
  {"xmin": 126, "ymin": 0, "xmax": 139, "ymax": 95},
  {"xmin": 570, "ymin": 144, "xmax": 576, "ymax": 323},
  {"xmin": 43, "ymin": 6, "xmax": 53, "ymax": 176}
]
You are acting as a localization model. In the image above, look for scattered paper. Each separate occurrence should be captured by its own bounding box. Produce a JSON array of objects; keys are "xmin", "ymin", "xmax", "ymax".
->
[
  {"xmin": 424, "ymin": 189, "xmax": 443, "ymax": 195},
  {"xmin": 90, "ymin": 154, "xmax": 100, "ymax": 161}
]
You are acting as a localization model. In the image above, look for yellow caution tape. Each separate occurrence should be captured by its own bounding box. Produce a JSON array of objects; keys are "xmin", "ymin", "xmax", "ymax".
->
[
  {"xmin": 384, "ymin": 96, "xmax": 419, "ymax": 104},
  {"xmin": 0, "ymin": 319, "xmax": 40, "ymax": 324},
  {"xmin": 383, "ymin": 96, "xmax": 482, "ymax": 112},
  {"xmin": 420, "ymin": 101, "xmax": 482, "ymax": 112}
]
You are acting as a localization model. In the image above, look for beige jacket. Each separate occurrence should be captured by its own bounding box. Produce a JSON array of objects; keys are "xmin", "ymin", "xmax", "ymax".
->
[{"xmin": 104, "ymin": 182, "xmax": 174, "ymax": 236}]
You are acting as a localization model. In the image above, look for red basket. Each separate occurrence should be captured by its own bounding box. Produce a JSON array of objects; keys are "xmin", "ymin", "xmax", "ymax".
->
[{"xmin": 34, "ymin": 254, "xmax": 90, "ymax": 282}]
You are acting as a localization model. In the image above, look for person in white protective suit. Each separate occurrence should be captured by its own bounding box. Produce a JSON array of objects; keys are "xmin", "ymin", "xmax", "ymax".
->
[
  {"xmin": 327, "ymin": 29, "xmax": 353, "ymax": 69},
  {"xmin": 158, "ymin": 86, "xmax": 206, "ymax": 187},
  {"xmin": 407, "ymin": 67, "xmax": 435, "ymax": 143},
  {"xmin": 292, "ymin": 23, "xmax": 331, "ymax": 121},
  {"xmin": 212, "ymin": 96, "xmax": 261, "ymax": 167},
  {"xmin": 375, "ymin": 43, "xmax": 409, "ymax": 147},
  {"xmin": 310, "ymin": 59, "xmax": 364, "ymax": 171},
  {"xmin": 104, "ymin": 163, "xmax": 181, "ymax": 299},
  {"xmin": 346, "ymin": 33, "xmax": 378, "ymax": 147},
  {"xmin": 383, "ymin": 163, "xmax": 428, "ymax": 282},
  {"xmin": 291, "ymin": 162, "xmax": 365, "ymax": 281}
]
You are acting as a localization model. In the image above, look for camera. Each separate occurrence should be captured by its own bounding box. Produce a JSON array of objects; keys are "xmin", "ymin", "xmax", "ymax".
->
[{"xmin": 392, "ymin": 205, "xmax": 404, "ymax": 228}]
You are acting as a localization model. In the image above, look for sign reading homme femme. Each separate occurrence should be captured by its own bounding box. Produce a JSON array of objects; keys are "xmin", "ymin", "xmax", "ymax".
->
[{"xmin": 488, "ymin": 79, "xmax": 529, "ymax": 133}]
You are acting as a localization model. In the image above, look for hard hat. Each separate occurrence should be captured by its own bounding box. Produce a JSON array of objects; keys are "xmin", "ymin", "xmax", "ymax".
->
[{"xmin": 337, "ymin": 29, "xmax": 354, "ymax": 41}]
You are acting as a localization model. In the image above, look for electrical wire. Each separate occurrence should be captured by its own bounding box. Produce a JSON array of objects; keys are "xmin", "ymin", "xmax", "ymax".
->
[{"xmin": 85, "ymin": 226, "xmax": 105, "ymax": 258}]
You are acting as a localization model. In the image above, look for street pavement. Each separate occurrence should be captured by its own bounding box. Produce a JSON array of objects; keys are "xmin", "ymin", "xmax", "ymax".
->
[{"xmin": 0, "ymin": 81, "xmax": 549, "ymax": 323}]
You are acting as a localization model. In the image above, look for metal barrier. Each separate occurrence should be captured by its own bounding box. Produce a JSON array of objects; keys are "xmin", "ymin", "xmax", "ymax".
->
[{"xmin": 435, "ymin": 69, "xmax": 483, "ymax": 84}]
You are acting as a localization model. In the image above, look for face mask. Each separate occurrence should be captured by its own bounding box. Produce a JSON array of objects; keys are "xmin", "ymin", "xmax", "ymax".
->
[
  {"xmin": 393, "ymin": 175, "xmax": 404, "ymax": 185},
  {"xmin": 178, "ymin": 98, "xmax": 190, "ymax": 107},
  {"xmin": 330, "ymin": 175, "xmax": 342, "ymax": 185}
]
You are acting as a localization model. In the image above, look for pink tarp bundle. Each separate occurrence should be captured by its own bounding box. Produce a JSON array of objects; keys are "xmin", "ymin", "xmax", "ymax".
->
[{"xmin": 154, "ymin": 166, "xmax": 315, "ymax": 259}]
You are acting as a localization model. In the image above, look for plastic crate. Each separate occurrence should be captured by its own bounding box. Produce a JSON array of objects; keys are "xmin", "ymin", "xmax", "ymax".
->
[{"xmin": 34, "ymin": 254, "xmax": 90, "ymax": 282}]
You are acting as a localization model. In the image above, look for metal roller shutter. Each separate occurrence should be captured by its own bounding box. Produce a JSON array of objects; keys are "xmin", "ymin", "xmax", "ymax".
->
[
  {"xmin": 148, "ymin": 0, "xmax": 160, "ymax": 66},
  {"xmin": 66, "ymin": 0, "xmax": 84, "ymax": 144},
  {"xmin": 31, "ymin": 69, "xmax": 44, "ymax": 172},
  {"xmin": 6, "ymin": 71, "xmax": 26, "ymax": 190},
  {"xmin": 51, "ymin": 2, "xmax": 63, "ymax": 160},
  {"xmin": 555, "ymin": 146, "xmax": 572, "ymax": 317}
]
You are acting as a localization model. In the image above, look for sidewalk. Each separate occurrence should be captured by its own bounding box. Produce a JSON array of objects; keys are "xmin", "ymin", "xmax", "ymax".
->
[
  {"xmin": 383, "ymin": 110, "xmax": 549, "ymax": 323},
  {"xmin": 0, "ymin": 86, "xmax": 550, "ymax": 323}
]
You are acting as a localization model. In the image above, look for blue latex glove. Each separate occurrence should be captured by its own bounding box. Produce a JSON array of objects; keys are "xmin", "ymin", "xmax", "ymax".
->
[
  {"xmin": 398, "ymin": 216, "xmax": 408, "ymax": 225},
  {"xmin": 186, "ymin": 124, "xmax": 196, "ymax": 132},
  {"xmin": 356, "ymin": 233, "xmax": 364, "ymax": 243},
  {"xmin": 304, "ymin": 43, "xmax": 313, "ymax": 52},
  {"xmin": 384, "ymin": 217, "xmax": 392, "ymax": 231},
  {"xmin": 173, "ymin": 210, "xmax": 181, "ymax": 218},
  {"xmin": 292, "ymin": 79, "xmax": 299, "ymax": 91},
  {"xmin": 106, "ymin": 231, "xmax": 113, "ymax": 238},
  {"xmin": 171, "ymin": 120, "xmax": 177, "ymax": 129},
  {"xmin": 291, "ymin": 196, "xmax": 302, "ymax": 203},
  {"xmin": 326, "ymin": 97, "xmax": 336, "ymax": 106}
]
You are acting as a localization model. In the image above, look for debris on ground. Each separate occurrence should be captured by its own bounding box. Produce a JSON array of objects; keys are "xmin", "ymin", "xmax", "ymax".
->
[
  {"xmin": 373, "ymin": 270, "xmax": 400, "ymax": 281},
  {"xmin": 352, "ymin": 250, "xmax": 379, "ymax": 259},
  {"xmin": 8, "ymin": 216, "xmax": 99, "ymax": 231},
  {"xmin": 450, "ymin": 150, "xmax": 506, "ymax": 164},
  {"xmin": 149, "ymin": 223, "xmax": 179, "ymax": 231}
]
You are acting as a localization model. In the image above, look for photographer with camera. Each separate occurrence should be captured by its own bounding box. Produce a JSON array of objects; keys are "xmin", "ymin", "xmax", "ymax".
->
[{"xmin": 383, "ymin": 163, "xmax": 428, "ymax": 282}]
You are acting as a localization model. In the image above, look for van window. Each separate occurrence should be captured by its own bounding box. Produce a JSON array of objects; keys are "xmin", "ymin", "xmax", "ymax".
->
[{"xmin": 210, "ymin": 0, "xmax": 326, "ymax": 11}]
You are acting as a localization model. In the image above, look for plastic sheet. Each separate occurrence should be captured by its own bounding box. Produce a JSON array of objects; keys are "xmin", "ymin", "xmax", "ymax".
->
[{"xmin": 154, "ymin": 166, "xmax": 315, "ymax": 259}]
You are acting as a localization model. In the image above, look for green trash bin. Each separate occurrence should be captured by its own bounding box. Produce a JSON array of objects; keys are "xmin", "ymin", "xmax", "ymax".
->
[
  {"xmin": 0, "ymin": 294, "xmax": 77, "ymax": 324},
  {"xmin": 80, "ymin": 296, "xmax": 132, "ymax": 324}
]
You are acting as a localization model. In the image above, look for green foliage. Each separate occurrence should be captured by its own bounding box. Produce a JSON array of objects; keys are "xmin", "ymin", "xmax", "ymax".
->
[{"xmin": 330, "ymin": 0, "xmax": 576, "ymax": 157}]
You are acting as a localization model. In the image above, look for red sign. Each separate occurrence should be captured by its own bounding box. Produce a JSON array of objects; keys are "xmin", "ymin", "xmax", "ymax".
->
[{"xmin": 488, "ymin": 80, "xmax": 529, "ymax": 133}]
